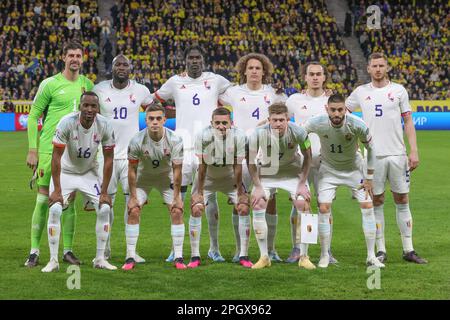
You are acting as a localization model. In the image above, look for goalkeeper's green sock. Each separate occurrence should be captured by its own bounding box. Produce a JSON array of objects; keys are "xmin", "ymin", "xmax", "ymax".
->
[
  {"xmin": 30, "ymin": 193, "xmax": 49, "ymax": 254},
  {"xmin": 62, "ymin": 201, "xmax": 77, "ymax": 254}
]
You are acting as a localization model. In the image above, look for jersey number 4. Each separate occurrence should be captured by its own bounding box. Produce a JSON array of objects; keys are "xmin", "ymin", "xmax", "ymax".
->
[{"xmin": 252, "ymin": 107, "xmax": 260, "ymax": 120}]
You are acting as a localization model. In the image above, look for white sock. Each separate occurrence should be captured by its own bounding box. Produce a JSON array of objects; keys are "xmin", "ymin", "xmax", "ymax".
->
[
  {"xmin": 189, "ymin": 216, "xmax": 202, "ymax": 257},
  {"xmin": 266, "ymin": 212, "xmax": 277, "ymax": 252},
  {"xmin": 239, "ymin": 215, "xmax": 251, "ymax": 257},
  {"xmin": 290, "ymin": 206, "xmax": 300, "ymax": 249},
  {"xmin": 125, "ymin": 223, "xmax": 139, "ymax": 259},
  {"xmin": 232, "ymin": 212, "xmax": 240, "ymax": 254},
  {"xmin": 329, "ymin": 211, "xmax": 334, "ymax": 252},
  {"xmin": 298, "ymin": 210, "xmax": 310, "ymax": 256},
  {"xmin": 361, "ymin": 207, "xmax": 377, "ymax": 259},
  {"xmin": 395, "ymin": 203, "xmax": 414, "ymax": 252},
  {"xmin": 205, "ymin": 195, "xmax": 219, "ymax": 252},
  {"xmin": 252, "ymin": 209, "xmax": 268, "ymax": 257},
  {"xmin": 106, "ymin": 195, "xmax": 115, "ymax": 254},
  {"xmin": 96, "ymin": 204, "xmax": 110, "ymax": 260},
  {"xmin": 48, "ymin": 203, "xmax": 62, "ymax": 261},
  {"xmin": 171, "ymin": 224, "xmax": 185, "ymax": 259},
  {"xmin": 374, "ymin": 204, "xmax": 386, "ymax": 252},
  {"xmin": 319, "ymin": 212, "xmax": 331, "ymax": 257}
]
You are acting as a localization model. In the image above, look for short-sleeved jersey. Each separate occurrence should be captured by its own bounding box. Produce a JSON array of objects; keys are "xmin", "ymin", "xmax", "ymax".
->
[
  {"xmin": 128, "ymin": 127, "xmax": 183, "ymax": 183},
  {"xmin": 195, "ymin": 125, "xmax": 246, "ymax": 179},
  {"xmin": 304, "ymin": 114, "xmax": 373, "ymax": 171},
  {"xmin": 93, "ymin": 80, "xmax": 154, "ymax": 159},
  {"xmin": 30, "ymin": 73, "xmax": 94, "ymax": 153},
  {"xmin": 249, "ymin": 122, "xmax": 311, "ymax": 176},
  {"xmin": 155, "ymin": 72, "xmax": 230, "ymax": 148},
  {"xmin": 52, "ymin": 112, "xmax": 115, "ymax": 175},
  {"xmin": 286, "ymin": 92, "xmax": 328, "ymax": 166},
  {"xmin": 219, "ymin": 84, "xmax": 286, "ymax": 136},
  {"xmin": 346, "ymin": 81, "xmax": 411, "ymax": 157}
]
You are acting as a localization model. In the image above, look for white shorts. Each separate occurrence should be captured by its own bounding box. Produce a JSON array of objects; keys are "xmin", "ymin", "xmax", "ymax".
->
[
  {"xmin": 136, "ymin": 174, "xmax": 174, "ymax": 205},
  {"xmin": 182, "ymin": 149, "xmax": 198, "ymax": 187},
  {"xmin": 50, "ymin": 170, "xmax": 101, "ymax": 209},
  {"xmin": 191, "ymin": 174, "xmax": 238, "ymax": 205},
  {"xmin": 98, "ymin": 159, "xmax": 129, "ymax": 196},
  {"xmin": 258, "ymin": 175, "xmax": 310, "ymax": 202},
  {"xmin": 373, "ymin": 155, "xmax": 410, "ymax": 195},
  {"xmin": 317, "ymin": 162, "xmax": 371, "ymax": 204}
]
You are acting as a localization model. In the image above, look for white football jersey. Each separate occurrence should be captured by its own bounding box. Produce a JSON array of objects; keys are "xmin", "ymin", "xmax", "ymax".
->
[
  {"xmin": 346, "ymin": 81, "xmax": 411, "ymax": 157},
  {"xmin": 93, "ymin": 80, "xmax": 154, "ymax": 159},
  {"xmin": 53, "ymin": 112, "xmax": 115, "ymax": 175},
  {"xmin": 128, "ymin": 127, "xmax": 183, "ymax": 184},
  {"xmin": 304, "ymin": 114, "xmax": 373, "ymax": 171},
  {"xmin": 155, "ymin": 72, "xmax": 231, "ymax": 149},
  {"xmin": 249, "ymin": 122, "xmax": 310, "ymax": 176},
  {"xmin": 195, "ymin": 125, "xmax": 247, "ymax": 179},
  {"xmin": 219, "ymin": 84, "xmax": 286, "ymax": 136},
  {"xmin": 286, "ymin": 92, "xmax": 328, "ymax": 166}
]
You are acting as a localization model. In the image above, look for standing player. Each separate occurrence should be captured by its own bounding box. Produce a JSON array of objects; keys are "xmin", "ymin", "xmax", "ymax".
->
[
  {"xmin": 25, "ymin": 41, "xmax": 94, "ymax": 267},
  {"xmin": 122, "ymin": 103, "xmax": 186, "ymax": 270},
  {"xmin": 346, "ymin": 52, "xmax": 427, "ymax": 264},
  {"xmin": 188, "ymin": 108, "xmax": 252, "ymax": 268},
  {"xmin": 304, "ymin": 93, "xmax": 384, "ymax": 268},
  {"xmin": 285, "ymin": 61, "xmax": 338, "ymax": 264},
  {"xmin": 93, "ymin": 54, "xmax": 153, "ymax": 262},
  {"xmin": 248, "ymin": 103, "xmax": 313, "ymax": 270},
  {"xmin": 41, "ymin": 92, "xmax": 115, "ymax": 272},
  {"xmin": 219, "ymin": 53, "xmax": 286, "ymax": 263},
  {"xmin": 155, "ymin": 45, "xmax": 231, "ymax": 262}
]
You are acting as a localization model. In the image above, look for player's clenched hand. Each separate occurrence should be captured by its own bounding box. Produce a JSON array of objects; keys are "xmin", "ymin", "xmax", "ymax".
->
[
  {"xmin": 408, "ymin": 151, "xmax": 419, "ymax": 171},
  {"xmin": 171, "ymin": 196, "xmax": 184, "ymax": 214},
  {"xmin": 191, "ymin": 193, "xmax": 205, "ymax": 216},
  {"xmin": 49, "ymin": 190, "xmax": 63, "ymax": 207},
  {"xmin": 295, "ymin": 183, "xmax": 311, "ymax": 202},
  {"xmin": 26, "ymin": 149, "xmax": 38, "ymax": 170},
  {"xmin": 127, "ymin": 196, "xmax": 140, "ymax": 213},
  {"xmin": 251, "ymin": 186, "xmax": 267, "ymax": 207},
  {"xmin": 237, "ymin": 193, "xmax": 250, "ymax": 215},
  {"xmin": 359, "ymin": 179, "xmax": 373, "ymax": 200},
  {"xmin": 99, "ymin": 193, "xmax": 112, "ymax": 207}
]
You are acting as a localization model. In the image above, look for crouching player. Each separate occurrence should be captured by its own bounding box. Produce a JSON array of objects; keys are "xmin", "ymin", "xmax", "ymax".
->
[
  {"xmin": 248, "ymin": 102, "xmax": 313, "ymax": 270},
  {"xmin": 122, "ymin": 102, "xmax": 186, "ymax": 270},
  {"xmin": 188, "ymin": 108, "xmax": 252, "ymax": 268},
  {"xmin": 42, "ymin": 92, "xmax": 116, "ymax": 272},
  {"xmin": 304, "ymin": 94, "xmax": 384, "ymax": 268}
]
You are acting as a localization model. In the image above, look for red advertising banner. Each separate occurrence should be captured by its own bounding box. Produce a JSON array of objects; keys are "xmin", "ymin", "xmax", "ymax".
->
[{"xmin": 15, "ymin": 113, "xmax": 43, "ymax": 131}]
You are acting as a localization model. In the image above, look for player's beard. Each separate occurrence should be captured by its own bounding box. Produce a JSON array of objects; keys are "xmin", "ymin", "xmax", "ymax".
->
[{"xmin": 330, "ymin": 116, "xmax": 344, "ymax": 126}]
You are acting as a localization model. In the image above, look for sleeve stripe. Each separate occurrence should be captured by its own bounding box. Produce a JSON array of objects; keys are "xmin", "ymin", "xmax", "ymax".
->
[
  {"xmin": 401, "ymin": 111, "xmax": 412, "ymax": 117},
  {"xmin": 52, "ymin": 142, "xmax": 66, "ymax": 148},
  {"xmin": 154, "ymin": 92, "xmax": 166, "ymax": 103},
  {"xmin": 103, "ymin": 145, "xmax": 115, "ymax": 150}
]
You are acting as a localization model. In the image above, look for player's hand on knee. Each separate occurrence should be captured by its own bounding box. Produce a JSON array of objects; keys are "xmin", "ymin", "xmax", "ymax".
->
[
  {"xmin": 191, "ymin": 193, "xmax": 205, "ymax": 216},
  {"xmin": 251, "ymin": 186, "xmax": 267, "ymax": 208},
  {"xmin": 49, "ymin": 191, "xmax": 63, "ymax": 207},
  {"xmin": 99, "ymin": 193, "xmax": 112, "ymax": 207},
  {"xmin": 170, "ymin": 197, "xmax": 184, "ymax": 216},
  {"xmin": 296, "ymin": 183, "xmax": 311, "ymax": 202},
  {"xmin": 237, "ymin": 193, "xmax": 250, "ymax": 215},
  {"xmin": 359, "ymin": 179, "xmax": 373, "ymax": 200},
  {"xmin": 127, "ymin": 196, "xmax": 140, "ymax": 214}
]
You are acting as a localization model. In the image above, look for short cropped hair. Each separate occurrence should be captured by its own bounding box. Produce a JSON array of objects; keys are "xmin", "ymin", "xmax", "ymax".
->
[
  {"xmin": 80, "ymin": 91, "xmax": 99, "ymax": 103},
  {"xmin": 327, "ymin": 93, "xmax": 345, "ymax": 104},
  {"xmin": 368, "ymin": 52, "xmax": 388, "ymax": 64},
  {"xmin": 63, "ymin": 40, "xmax": 83, "ymax": 56},
  {"xmin": 235, "ymin": 53, "xmax": 274, "ymax": 84},
  {"xmin": 303, "ymin": 61, "xmax": 328, "ymax": 82},
  {"xmin": 145, "ymin": 101, "xmax": 166, "ymax": 114},
  {"xmin": 212, "ymin": 107, "xmax": 231, "ymax": 119},
  {"xmin": 184, "ymin": 45, "xmax": 206, "ymax": 59},
  {"xmin": 268, "ymin": 102, "xmax": 289, "ymax": 115}
]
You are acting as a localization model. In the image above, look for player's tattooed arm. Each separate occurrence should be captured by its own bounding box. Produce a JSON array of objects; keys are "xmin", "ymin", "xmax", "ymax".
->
[{"xmin": 49, "ymin": 145, "xmax": 65, "ymax": 206}]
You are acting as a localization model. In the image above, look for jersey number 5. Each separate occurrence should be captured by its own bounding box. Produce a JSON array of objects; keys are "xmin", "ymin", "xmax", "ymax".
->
[{"xmin": 375, "ymin": 104, "xmax": 383, "ymax": 117}]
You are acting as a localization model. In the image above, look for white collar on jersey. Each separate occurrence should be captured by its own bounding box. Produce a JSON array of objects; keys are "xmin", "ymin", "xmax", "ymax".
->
[
  {"xmin": 369, "ymin": 80, "xmax": 391, "ymax": 90},
  {"xmin": 110, "ymin": 80, "xmax": 132, "ymax": 90}
]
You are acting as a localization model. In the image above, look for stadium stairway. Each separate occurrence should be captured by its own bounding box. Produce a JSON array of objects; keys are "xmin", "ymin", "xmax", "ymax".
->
[
  {"xmin": 97, "ymin": 0, "xmax": 117, "ymax": 82},
  {"xmin": 325, "ymin": 0, "xmax": 370, "ymax": 84}
]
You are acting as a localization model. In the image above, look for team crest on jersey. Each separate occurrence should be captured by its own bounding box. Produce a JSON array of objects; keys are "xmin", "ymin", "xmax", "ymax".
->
[
  {"xmin": 264, "ymin": 95, "xmax": 271, "ymax": 104},
  {"xmin": 387, "ymin": 92, "xmax": 395, "ymax": 102},
  {"xmin": 129, "ymin": 94, "xmax": 136, "ymax": 104},
  {"xmin": 180, "ymin": 85, "xmax": 186, "ymax": 89},
  {"xmin": 365, "ymin": 96, "xmax": 371, "ymax": 100},
  {"xmin": 163, "ymin": 148, "xmax": 171, "ymax": 157},
  {"xmin": 345, "ymin": 133, "xmax": 353, "ymax": 141},
  {"xmin": 204, "ymin": 80, "xmax": 211, "ymax": 90},
  {"xmin": 93, "ymin": 134, "xmax": 100, "ymax": 144}
]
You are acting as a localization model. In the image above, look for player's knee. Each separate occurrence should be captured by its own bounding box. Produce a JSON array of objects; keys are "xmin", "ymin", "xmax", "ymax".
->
[
  {"xmin": 293, "ymin": 200, "xmax": 309, "ymax": 212},
  {"xmin": 237, "ymin": 203, "xmax": 249, "ymax": 216},
  {"xmin": 373, "ymin": 194, "xmax": 385, "ymax": 206},
  {"xmin": 319, "ymin": 203, "xmax": 331, "ymax": 213},
  {"xmin": 191, "ymin": 203, "xmax": 204, "ymax": 217},
  {"xmin": 393, "ymin": 193, "xmax": 408, "ymax": 204},
  {"xmin": 360, "ymin": 201, "xmax": 373, "ymax": 209},
  {"xmin": 49, "ymin": 203, "xmax": 62, "ymax": 223},
  {"xmin": 128, "ymin": 207, "xmax": 141, "ymax": 224},
  {"xmin": 98, "ymin": 204, "xmax": 111, "ymax": 218},
  {"xmin": 252, "ymin": 199, "xmax": 266, "ymax": 211}
]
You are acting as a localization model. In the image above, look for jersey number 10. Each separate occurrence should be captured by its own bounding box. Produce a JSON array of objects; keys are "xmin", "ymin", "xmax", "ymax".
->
[{"xmin": 113, "ymin": 107, "xmax": 128, "ymax": 119}]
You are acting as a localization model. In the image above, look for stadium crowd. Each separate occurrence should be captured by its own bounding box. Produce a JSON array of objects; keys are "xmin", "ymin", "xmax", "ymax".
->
[
  {"xmin": 112, "ymin": 0, "xmax": 359, "ymax": 94},
  {"xmin": 350, "ymin": 0, "xmax": 449, "ymax": 100},
  {"xmin": 0, "ymin": 0, "xmax": 100, "ymax": 101}
]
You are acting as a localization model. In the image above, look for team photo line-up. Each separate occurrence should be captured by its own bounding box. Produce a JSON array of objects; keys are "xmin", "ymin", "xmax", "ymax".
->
[{"xmin": 24, "ymin": 40, "xmax": 427, "ymax": 273}]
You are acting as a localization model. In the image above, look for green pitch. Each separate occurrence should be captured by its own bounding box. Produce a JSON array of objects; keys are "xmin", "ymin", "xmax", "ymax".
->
[{"xmin": 0, "ymin": 131, "xmax": 449, "ymax": 300}]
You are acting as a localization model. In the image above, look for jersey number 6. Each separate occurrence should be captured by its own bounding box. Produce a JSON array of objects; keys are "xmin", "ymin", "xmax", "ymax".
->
[{"xmin": 193, "ymin": 94, "xmax": 200, "ymax": 106}]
